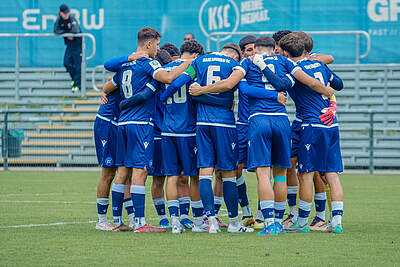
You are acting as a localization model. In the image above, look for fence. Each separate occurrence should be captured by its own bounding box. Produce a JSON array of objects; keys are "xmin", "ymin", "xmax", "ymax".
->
[
  {"xmin": 0, "ymin": 33, "xmax": 96, "ymax": 99},
  {"xmin": 207, "ymin": 31, "xmax": 370, "ymax": 64},
  {"xmin": 0, "ymin": 109, "xmax": 399, "ymax": 173}
]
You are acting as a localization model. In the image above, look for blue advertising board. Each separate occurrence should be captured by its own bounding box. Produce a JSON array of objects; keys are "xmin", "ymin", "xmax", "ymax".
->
[{"xmin": 0, "ymin": 0, "xmax": 399, "ymax": 67}]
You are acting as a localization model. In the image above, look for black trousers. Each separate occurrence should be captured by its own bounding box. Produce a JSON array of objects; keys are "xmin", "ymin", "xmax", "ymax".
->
[{"xmin": 63, "ymin": 46, "xmax": 82, "ymax": 87}]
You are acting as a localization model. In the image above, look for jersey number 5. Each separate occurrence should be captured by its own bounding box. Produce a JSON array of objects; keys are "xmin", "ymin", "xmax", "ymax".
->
[{"xmin": 122, "ymin": 70, "xmax": 133, "ymax": 98}]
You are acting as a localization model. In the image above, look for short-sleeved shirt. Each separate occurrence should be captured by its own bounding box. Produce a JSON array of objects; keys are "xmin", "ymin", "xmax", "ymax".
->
[{"xmin": 112, "ymin": 58, "xmax": 163, "ymax": 123}]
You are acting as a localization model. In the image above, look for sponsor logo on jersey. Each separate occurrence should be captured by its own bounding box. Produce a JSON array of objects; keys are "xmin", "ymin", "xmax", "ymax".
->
[
  {"xmin": 305, "ymin": 144, "xmax": 311, "ymax": 151},
  {"xmin": 101, "ymin": 140, "xmax": 107, "ymax": 147}
]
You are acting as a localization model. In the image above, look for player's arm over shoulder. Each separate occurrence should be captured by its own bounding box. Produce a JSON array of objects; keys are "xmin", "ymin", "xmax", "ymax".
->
[
  {"xmin": 152, "ymin": 59, "xmax": 192, "ymax": 84},
  {"xmin": 103, "ymin": 75, "xmax": 118, "ymax": 94}
]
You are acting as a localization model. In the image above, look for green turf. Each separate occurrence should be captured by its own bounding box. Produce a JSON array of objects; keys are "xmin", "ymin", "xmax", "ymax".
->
[{"xmin": 0, "ymin": 171, "xmax": 399, "ymax": 266}]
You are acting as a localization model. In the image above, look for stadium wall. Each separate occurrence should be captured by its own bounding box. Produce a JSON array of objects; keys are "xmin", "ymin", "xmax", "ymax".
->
[{"xmin": 0, "ymin": 0, "xmax": 399, "ymax": 67}]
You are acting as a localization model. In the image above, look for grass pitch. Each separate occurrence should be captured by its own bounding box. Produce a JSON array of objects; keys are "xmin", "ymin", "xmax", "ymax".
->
[{"xmin": 0, "ymin": 171, "xmax": 399, "ymax": 266}]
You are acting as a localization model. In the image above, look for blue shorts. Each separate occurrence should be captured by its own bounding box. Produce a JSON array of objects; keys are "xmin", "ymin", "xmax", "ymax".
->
[
  {"xmin": 116, "ymin": 123, "xmax": 154, "ymax": 170},
  {"xmin": 236, "ymin": 123, "xmax": 248, "ymax": 165},
  {"xmin": 148, "ymin": 137, "xmax": 164, "ymax": 176},
  {"xmin": 298, "ymin": 124, "xmax": 343, "ymax": 173},
  {"xmin": 290, "ymin": 119, "xmax": 302, "ymax": 158},
  {"xmin": 196, "ymin": 125, "xmax": 238, "ymax": 171},
  {"xmin": 94, "ymin": 117, "xmax": 118, "ymax": 168},
  {"xmin": 248, "ymin": 115, "xmax": 291, "ymax": 170},
  {"xmin": 162, "ymin": 135, "xmax": 198, "ymax": 176}
]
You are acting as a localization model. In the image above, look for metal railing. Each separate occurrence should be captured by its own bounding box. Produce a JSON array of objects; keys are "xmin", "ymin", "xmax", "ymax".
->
[
  {"xmin": 0, "ymin": 109, "xmax": 399, "ymax": 173},
  {"xmin": 207, "ymin": 30, "xmax": 370, "ymax": 63},
  {"xmin": 91, "ymin": 65, "xmax": 108, "ymax": 92},
  {"xmin": 0, "ymin": 33, "xmax": 96, "ymax": 99}
]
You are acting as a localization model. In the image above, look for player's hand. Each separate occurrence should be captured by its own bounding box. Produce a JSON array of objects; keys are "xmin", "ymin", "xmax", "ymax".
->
[
  {"xmin": 252, "ymin": 54, "xmax": 267, "ymax": 70},
  {"xmin": 277, "ymin": 91, "xmax": 287, "ymax": 106},
  {"xmin": 319, "ymin": 101, "xmax": 337, "ymax": 126},
  {"xmin": 189, "ymin": 82, "xmax": 205, "ymax": 96},
  {"xmin": 323, "ymin": 84, "xmax": 334, "ymax": 98},
  {"xmin": 100, "ymin": 92, "xmax": 108, "ymax": 105},
  {"xmin": 67, "ymin": 36, "xmax": 74, "ymax": 40},
  {"xmin": 128, "ymin": 51, "xmax": 148, "ymax": 61}
]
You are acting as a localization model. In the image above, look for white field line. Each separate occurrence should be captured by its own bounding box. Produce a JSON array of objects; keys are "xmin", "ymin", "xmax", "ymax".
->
[
  {"xmin": 0, "ymin": 220, "xmax": 97, "ymax": 229},
  {"xmin": 0, "ymin": 200, "xmax": 95, "ymax": 204},
  {"xmin": 0, "ymin": 192, "xmax": 83, "ymax": 197}
]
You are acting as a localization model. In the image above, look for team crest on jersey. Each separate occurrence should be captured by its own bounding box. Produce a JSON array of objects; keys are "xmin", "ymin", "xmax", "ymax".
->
[
  {"xmin": 150, "ymin": 60, "xmax": 161, "ymax": 70},
  {"xmin": 231, "ymin": 143, "xmax": 236, "ymax": 150},
  {"xmin": 144, "ymin": 142, "xmax": 149, "ymax": 149},
  {"xmin": 101, "ymin": 140, "xmax": 107, "ymax": 147},
  {"xmin": 305, "ymin": 144, "xmax": 311, "ymax": 151}
]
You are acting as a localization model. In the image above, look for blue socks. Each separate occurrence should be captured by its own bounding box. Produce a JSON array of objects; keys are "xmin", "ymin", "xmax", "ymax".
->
[
  {"xmin": 179, "ymin": 197, "xmax": 190, "ymax": 220},
  {"xmin": 124, "ymin": 198, "xmax": 134, "ymax": 224},
  {"xmin": 314, "ymin": 192, "xmax": 327, "ymax": 221},
  {"xmin": 214, "ymin": 196, "xmax": 223, "ymax": 215},
  {"xmin": 274, "ymin": 201, "xmax": 286, "ymax": 224},
  {"xmin": 111, "ymin": 183, "xmax": 125, "ymax": 226},
  {"xmin": 191, "ymin": 200, "xmax": 204, "ymax": 227},
  {"xmin": 287, "ymin": 186, "xmax": 298, "ymax": 216},
  {"xmin": 167, "ymin": 200, "xmax": 180, "ymax": 218},
  {"xmin": 131, "ymin": 185, "xmax": 146, "ymax": 227},
  {"xmin": 236, "ymin": 176, "xmax": 252, "ymax": 217},
  {"xmin": 97, "ymin": 198, "xmax": 109, "ymax": 223},
  {"xmin": 153, "ymin": 197, "xmax": 167, "ymax": 221},
  {"xmin": 298, "ymin": 199, "xmax": 312, "ymax": 226},
  {"xmin": 199, "ymin": 176, "xmax": 215, "ymax": 217},
  {"xmin": 260, "ymin": 200, "xmax": 274, "ymax": 226},
  {"xmin": 223, "ymin": 177, "xmax": 238, "ymax": 219}
]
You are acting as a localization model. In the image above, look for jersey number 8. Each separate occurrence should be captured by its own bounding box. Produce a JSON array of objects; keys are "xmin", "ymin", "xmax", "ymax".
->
[{"xmin": 122, "ymin": 70, "xmax": 133, "ymax": 98}]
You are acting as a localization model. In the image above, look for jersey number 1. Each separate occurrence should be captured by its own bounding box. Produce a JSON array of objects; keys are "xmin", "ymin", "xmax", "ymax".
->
[{"xmin": 314, "ymin": 72, "xmax": 328, "ymax": 100}]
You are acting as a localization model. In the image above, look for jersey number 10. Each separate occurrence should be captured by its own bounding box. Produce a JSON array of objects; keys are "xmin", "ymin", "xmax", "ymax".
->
[{"xmin": 167, "ymin": 84, "xmax": 187, "ymax": 104}]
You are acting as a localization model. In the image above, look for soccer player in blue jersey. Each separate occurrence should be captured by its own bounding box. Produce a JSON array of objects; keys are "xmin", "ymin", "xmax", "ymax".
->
[
  {"xmin": 190, "ymin": 36, "xmax": 334, "ymax": 235},
  {"xmin": 94, "ymin": 52, "xmax": 147, "ymax": 231},
  {"xmin": 94, "ymin": 86, "xmax": 121, "ymax": 231},
  {"xmin": 275, "ymin": 33, "xmax": 344, "ymax": 233},
  {"xmin": 102, "ymin": 27, "xmax": 192, "ymax": 232},
  {"xmin": 236, "ymin": 35, "xmax": 257, "ymax": 227},
  {"xmin": 157, "ymin": 40, "xmax": 205, "ymax": 233},
  {"xmin": 162, "ymin": 43, "xmax": 254, "ymax": 234}
]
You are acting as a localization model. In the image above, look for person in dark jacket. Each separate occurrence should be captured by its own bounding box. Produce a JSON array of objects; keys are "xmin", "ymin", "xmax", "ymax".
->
[{"xmin": 53, "ymin": 4, "xmax": 82, "ymax": 92}]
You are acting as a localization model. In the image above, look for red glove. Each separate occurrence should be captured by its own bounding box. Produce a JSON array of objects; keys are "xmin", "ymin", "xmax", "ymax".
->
[{"xmin": 319, "ymin": 101, "xmax": 337, "ymax": 126}]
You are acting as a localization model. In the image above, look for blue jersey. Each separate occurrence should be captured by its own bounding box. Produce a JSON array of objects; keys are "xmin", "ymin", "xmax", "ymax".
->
[
  {"xmin": 112, "ymin": 58, "xmax": 163, "ymax": 123},
  {"xmin": 241, "ymin": 55, "xmax": 299, "ymax": 117},
  {"xmin": 162, "ymin": 59, "xmax": 197, "ymax": 135},
  {"xmin": 154, "ymin": 87, "xmax": 164, "ymax": 136},
  {"xmin": 293, "ymin": 58, "xmax": 337, "ymax": 124},
  {"xmin": 97, "ymin": 89, "xmax": 121, "ymax": 121},
  {"xmin": 237, "ymin": 89, "xmax": 249, "ymax": 124},
  {"xmin": 191, "ymin": 53, "xmax": 244, "ymax": 126}
]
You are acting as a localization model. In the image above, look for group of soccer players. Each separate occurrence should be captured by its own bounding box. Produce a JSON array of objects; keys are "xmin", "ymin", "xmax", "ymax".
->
[{"xmin": 93, "ymin": 26, "xmax": 344, "ymax": 234}]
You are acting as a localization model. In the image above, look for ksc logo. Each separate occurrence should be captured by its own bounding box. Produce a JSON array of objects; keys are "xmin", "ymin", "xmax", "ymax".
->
[{"xmin": 199, "ymin": 0, "xmax": 240, "ymax": 41}]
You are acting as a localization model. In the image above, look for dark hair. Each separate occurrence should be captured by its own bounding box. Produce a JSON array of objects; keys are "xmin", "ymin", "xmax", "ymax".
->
[
  {"xmin": 160, "ymin": 42, "xmax": 180, "ymax": 57},
  {"xmin": 180, "ymin": 40, "xmax": 204, "ymax": 55},
  {"xmin": 137, "ymin": 27, "xmax": 162, "ymax": 46},
  {"xmin": 255, "ymin": 36, "xmax": 275, "ymax": 49},
  {"xmin": 155, "ymin": 49, "xmax": 172, "ymax": 66},
  {"xmin": 239, "ymin": 35, "xmax": 257, "ymax": 51},
  {"xmin": 222, "ymin": 43, "xmax": 242, "ymax": 61},
  {"xmin": 59, "ymin": 3, "xmax": 70, "ymax": 13},
  {"xmin": 279, "ymin": 33, "xmax": 305, "ymax": 57},
  {"xmin": 272, "ymin": 30, "xmax": 292, "ymax": 43},
  {"xmin": 293, "ymin": 31, "xmax": 313, "ymax": 53}
]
